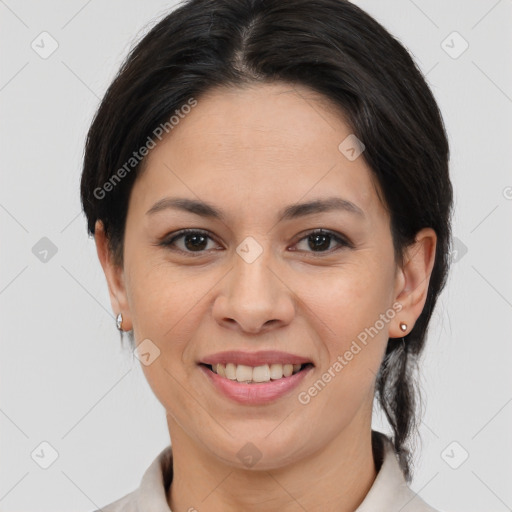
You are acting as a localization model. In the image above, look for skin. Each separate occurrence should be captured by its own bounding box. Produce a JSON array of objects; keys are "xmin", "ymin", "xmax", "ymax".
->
[{"xmin": 95, "ymin": 82, "xmax": 436, "ymax": 512}]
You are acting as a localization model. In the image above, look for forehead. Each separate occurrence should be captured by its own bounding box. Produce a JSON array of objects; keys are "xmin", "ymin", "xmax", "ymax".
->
[{"xmin": 131, "ymin": 82, "xmax": 385, "ymax": 223}]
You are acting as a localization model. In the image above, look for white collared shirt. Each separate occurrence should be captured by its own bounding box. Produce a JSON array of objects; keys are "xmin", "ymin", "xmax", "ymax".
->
[{"xmin": 93, "ymin": 431, "xmax": 439, "ymax": 511}]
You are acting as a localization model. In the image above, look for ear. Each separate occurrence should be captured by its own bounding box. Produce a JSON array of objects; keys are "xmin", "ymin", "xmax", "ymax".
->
[
  {"xmin": 389, "ymin": 227, "xmax": 437, "ymax": 338},
  {"xmin": 94, "ymin": 220, "xmax": 132, "ymax": 331}
]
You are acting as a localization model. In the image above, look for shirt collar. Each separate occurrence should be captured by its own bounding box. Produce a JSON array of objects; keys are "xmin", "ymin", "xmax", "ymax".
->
[{"xmin": 134, "ymin": 430, "xmax": 436, "ymax": 511}]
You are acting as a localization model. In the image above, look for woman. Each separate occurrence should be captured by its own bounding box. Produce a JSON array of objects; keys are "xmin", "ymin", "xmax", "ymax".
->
[{"xmin": 81, "ymin": 0, "xmax": 453, "ymax": 510}]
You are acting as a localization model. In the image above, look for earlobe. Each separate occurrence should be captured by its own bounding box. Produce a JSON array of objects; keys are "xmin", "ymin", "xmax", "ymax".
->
[
  {"xmin": 94, "ymin": 220, "xmax": 132, "ymax": 331},
  {"xmin": 390, "ymin": 228, "xmax": 437, "ymax": 338}
]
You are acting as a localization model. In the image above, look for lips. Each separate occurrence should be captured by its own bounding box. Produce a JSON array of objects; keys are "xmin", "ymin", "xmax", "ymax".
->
[
  {"xmin": 200, "ymin": 350, "xmax": 314, "ymax": 367},
  {"xmin": 199, "ymin": 360, "xmax": 314, "ymax": 404},
  {"xmin": 197, "ymin": 350, "xmax": 315, "ymax": 403}
]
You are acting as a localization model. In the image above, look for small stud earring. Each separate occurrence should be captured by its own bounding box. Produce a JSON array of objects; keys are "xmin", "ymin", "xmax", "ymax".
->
[
  {"xmin": 116, "ymin": 313, "xmax": 123, "ymax": 331},
  {"xmin": 399, "ymin": 321, "xmax": 407, "ymax": 332}
]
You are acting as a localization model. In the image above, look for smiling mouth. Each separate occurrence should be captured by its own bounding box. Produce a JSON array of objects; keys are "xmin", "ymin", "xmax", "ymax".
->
[{"xmin": 200, "ymin": 362, "xmax": 314, "ymax": 384}]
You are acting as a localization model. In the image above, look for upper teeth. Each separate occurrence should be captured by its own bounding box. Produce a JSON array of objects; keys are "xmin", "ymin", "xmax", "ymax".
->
[{"xmin": 211, "ymin": 363, "xmax": 303, "ymax": 383}]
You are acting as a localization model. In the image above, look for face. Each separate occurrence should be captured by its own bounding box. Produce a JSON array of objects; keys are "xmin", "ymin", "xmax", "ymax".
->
[{"xmin": 99, "ymin": 82, "xmax": 432, "ymax": 470}]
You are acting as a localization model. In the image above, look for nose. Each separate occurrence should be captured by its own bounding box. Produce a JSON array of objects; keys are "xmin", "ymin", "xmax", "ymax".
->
[{"xmin": 212, "ymin": 249, "xmax": 295, "ymax": 334}]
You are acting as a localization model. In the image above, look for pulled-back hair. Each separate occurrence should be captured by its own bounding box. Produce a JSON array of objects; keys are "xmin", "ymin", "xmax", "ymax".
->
[{"xmin": 80, "ymin": 0, "xmax": 453, "ymax": 481}]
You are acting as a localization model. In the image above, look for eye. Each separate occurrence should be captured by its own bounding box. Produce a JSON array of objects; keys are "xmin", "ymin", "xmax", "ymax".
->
[
  {"xmin": 158, "ymin": 228, "xmax": 352, "ymax": 256},
  {"xmin": 292, "ymin": 229, "xmax": 352, "ymax": 253},
  {"xmin": 159, "ymin": 229, "xmax": 221, "ymax": 254}
]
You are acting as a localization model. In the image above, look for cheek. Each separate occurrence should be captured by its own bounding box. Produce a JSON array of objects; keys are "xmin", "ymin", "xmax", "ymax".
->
[
  {"xmin": 128, "ymin": 266, "xmax": 211, "ymax": 409},
  {"xmin": 292, "ymin": 271, "xmax": 393, "ymax": 431},
  {"xmin": 123, "ymin": 258, "xmax": 227, "ymax": 399},
  {"xmin": 296, "ymin": 257, "xmax": 394, "ymax": 335},
  {"xmin": 125, "ymin": 249, "xmax": 215, "ymax": 342},
  {"xmin": 291, "ymin": 254, "xmax": 395, "ymax": 381}
]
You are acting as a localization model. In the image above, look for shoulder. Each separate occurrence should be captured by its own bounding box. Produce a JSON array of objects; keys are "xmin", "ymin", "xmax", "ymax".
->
[
  {"xmin": 397, "ymin": 490, "xmax": 442, "ymax": 512},
  {"xmin": 90, "ymin": 445, "xmax": 174, "ymax": 512},
  {"xmin": 90, "ymin": 489, "xmax": 138, "ymax": 512},
  {"xmin": 356, "ymin": 431, "xmax": 442, "ymax": 512}
]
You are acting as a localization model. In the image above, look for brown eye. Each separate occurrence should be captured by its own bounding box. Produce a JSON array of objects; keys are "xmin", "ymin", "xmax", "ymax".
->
[
  {"xmin": 161, "ymin": 229, "xmax": 220, "ymax": 253},
  {"xmin": 294, "ymin": 229, "xmax": 351, "ymax": 253}
]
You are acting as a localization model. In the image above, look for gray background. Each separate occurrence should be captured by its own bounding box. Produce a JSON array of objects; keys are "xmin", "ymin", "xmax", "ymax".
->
[{"xmin": 1, "ymin": 0, "xmax": 511, "ymax": 511}]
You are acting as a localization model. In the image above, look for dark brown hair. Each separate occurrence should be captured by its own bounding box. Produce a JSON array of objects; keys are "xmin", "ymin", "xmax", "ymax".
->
[{"xmin": 80, "ymin": 0, "xmax": 453, "ymax": 481}]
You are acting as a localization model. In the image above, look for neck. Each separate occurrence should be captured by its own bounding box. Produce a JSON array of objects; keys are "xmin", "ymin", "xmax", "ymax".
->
[{"xmin": 166, "ymin": 417, "xmax": 378, "ymax": 512}]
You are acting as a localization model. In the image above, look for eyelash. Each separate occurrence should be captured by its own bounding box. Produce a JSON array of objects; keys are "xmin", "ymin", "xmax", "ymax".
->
[{"xmin": 159, "ymin": 228, "xmax": 353, "ymax": 256}]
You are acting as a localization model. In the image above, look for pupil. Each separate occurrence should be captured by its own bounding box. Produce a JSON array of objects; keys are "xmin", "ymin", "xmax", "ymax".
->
[
  {"xmin": 185, "ymin": 234, "xmax": 207, "ymax": 251},
  {"xmin": 309, "ymin": 234, "xmax": 330, "ymax": 251}
]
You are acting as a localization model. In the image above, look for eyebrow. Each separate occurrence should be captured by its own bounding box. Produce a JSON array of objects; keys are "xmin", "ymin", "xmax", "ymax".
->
[{"xmin": 146, "ymin": 196, "xmax": 365, "ymax": 220}]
